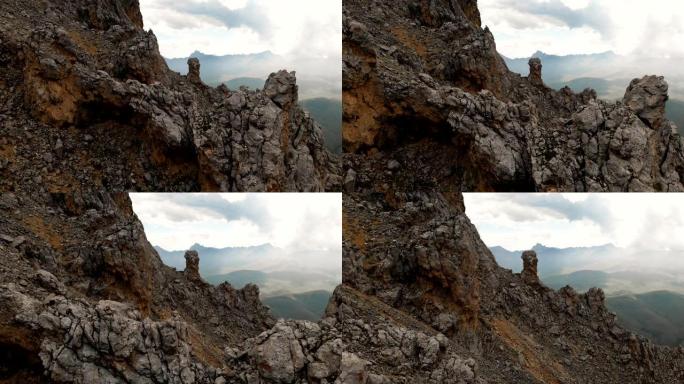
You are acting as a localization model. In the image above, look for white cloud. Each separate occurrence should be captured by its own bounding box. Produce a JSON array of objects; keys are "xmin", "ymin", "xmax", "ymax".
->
[
  {"xmin": 140, "ymin": 0, "xmax": 341, "ymax": 59},
  {"xmin": 480, "ymin": 0, "xmax": 684, "ymax": 58},
  {"xmin": 129, "ymin": 193, "xmax": 341, "ymax": 252},
  {"xmin": 464, "ymin": 193, "xmax": 684, "ymax": 252}
]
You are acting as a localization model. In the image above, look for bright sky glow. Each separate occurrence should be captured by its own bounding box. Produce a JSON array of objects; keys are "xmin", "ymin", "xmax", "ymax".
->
[
  {"xmin": 479, "ymin": 0, "xmax": 684, "ymax": 58},
  {"xmin": 464, "ymin": 193, "xmax": 684, "ymax": 251},
  {"xmin": 130, "ymin": 193, "xmax": 342, "ymax": 252}
]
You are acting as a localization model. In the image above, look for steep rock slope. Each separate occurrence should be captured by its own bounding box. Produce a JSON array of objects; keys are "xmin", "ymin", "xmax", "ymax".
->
[
  {"xmin": 343, "ymin": 0, "xmax": 684, "ymax": 191},
  {"xmin": 0, "ymin": 191, "xmax": 490, "ymax": 383},
  {"xmin": 0, "ymin": 192, "xmax": 276, "ymax": 382},
  {"xmin": 2, "ymin": 193, "xmax": 684, "ymax": 382},
  {"xmin": 343, "ymin": 178, "xmax": 684, "ymax": 383},
  {"xmin": 0, "ymin": 0, "xmax": 340, "ymax": 192}
]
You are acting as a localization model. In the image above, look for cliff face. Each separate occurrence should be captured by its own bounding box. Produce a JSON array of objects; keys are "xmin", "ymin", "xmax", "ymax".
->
[
  {"xmin": 2, "ymin": 190, "xmax": 683, "ymax": 383},
  {"xmin": 343, "ymin": 0, "xmax": 684, "ymax": 192},
  {"xmin": 342, "ymin": 185, "xmax": 684, "ymax": 383},
  {"xmin": 0, "ymin": 191, "xmax": 490, "ymax": 384},
  {"xmin": 0, "ymin": 0, "xmax": 340, "ymax": 192},
  {"xmin": 0, "ymin": 192, "xmax": 275, "ymax": 382}
]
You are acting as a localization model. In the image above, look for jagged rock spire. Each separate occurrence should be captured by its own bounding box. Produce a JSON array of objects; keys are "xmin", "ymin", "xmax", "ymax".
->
[
  {"xmin": 184, "ymin": 250, "xmax": 201, "ymax": 281},
  {"xmin": 528, "ymin": 57, "xmax": 543, "ymax": 86},
  {"xmin": 521, "ymin": 250, "xmax": 539, "ymax": 286},
  {"xmin": 623, "ymin": 75, "xmax": 669, "ymax": 129},
  {"xmin": 187, "ymin": 57, "xmax": 202, "ymax": 84},
  {"xmin": 263, "ymin": 70, "xmax": 298, "ymax": 108}
]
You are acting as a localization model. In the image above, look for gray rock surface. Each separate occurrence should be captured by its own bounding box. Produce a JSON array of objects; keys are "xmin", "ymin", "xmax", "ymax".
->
[
  {"xmin": 343, "ymin": 0, "xmax": 684, "ymax": 191},
  {"xmin": 0, "ymin": 0, "xmax": 340, "ymax": 192},
  {"xmin": 343, "ymin": 185, "xmax": 684, "ymax": 383},
  {"xmin": 3, "ymin": 191, "xmax": 684, "ymax": 383}
]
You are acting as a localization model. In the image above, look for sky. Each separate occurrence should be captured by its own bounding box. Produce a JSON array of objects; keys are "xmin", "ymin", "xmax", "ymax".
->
[
  {"xmin": 140, "ymin": 0, "xmax": 341, "ymax": 59},
  {"xmin": 463, "ymin": 193, "xmax": 684, "ymax": 252},
  {"xmin": 479, "ymin": 0, "xmax": 684, "ymax": 59},
  {"xmin": 129, "ymin": 193, "xmax": 341, "ymax": 252}
]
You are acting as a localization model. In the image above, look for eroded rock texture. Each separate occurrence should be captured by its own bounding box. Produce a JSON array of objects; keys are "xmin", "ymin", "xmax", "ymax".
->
[
  {"xmin": 0, "ymin": 0, "xmax": 340, "ymax": 192},
  {"xmin": 5, "ymin": 188, "xmax": 682, "ymax": 383},
  {"xmin": 0, "ymin": 191, "xmax": 491, "ymax": 384},
  {"xmin": 343, "ymin": 184, "xmax": 684, "ymax": 383},
  {"xmin": 343, "ymin": 0, "xmax": 684, "ymax": 191}
]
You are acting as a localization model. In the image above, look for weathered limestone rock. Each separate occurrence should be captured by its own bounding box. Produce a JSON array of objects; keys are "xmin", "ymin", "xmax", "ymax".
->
[
  {"xmin": 521, "ymin": 250, "xmax": 539, "ymax": 286},
  {"xmin": 263, "ymin": 70, "xmax": 298, "ymax": 108},
  {"xmin": 183, "ymin": 250, "xmax": 201, "ymax": 281},
  {"xmin": 187, "ymin": 57, "xmax": 202, "ymax": 84},
  {"xmin": 623, "ymin": 75, "xmax": 669, "ymax": 128},
  {"xmin": 528, "ymin": 57, "xmax": 543, "ymax": 86}
]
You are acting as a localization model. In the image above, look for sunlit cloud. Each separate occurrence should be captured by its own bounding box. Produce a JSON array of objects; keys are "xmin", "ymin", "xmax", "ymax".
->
[
  {"xmin": 129, "ymin": 193, "xmax": 342, "ymax": 252},
  {"xmin": 464, "ymin": 193, "xmax": 684, "ymax": 252},
  {"xmin": 480, "ymin": 0, "xmax": 684, "ymax": 58}
]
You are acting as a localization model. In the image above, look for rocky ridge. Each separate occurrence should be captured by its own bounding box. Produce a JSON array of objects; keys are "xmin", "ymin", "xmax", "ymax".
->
[
  {"xmin": 343, "ymin": 0, "xmax": 684, "ymax": 191},
  {"xmin": 0, "ymin": 0, "xmax": 340, "ymax": 192},
  {"xmin": 0, "ymin": 191, "xmax": 491, "ymax": 383},
  {"xmin": 3, "ymin": 186, "xmax": 684, "ymax": 383},
  {"xmin": 342, "ymin": 184, "xmax": 684, "ymax": 383}
]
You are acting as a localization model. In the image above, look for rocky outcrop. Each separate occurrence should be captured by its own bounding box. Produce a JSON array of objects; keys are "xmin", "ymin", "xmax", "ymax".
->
[
  {"xmin": 343, "ymin": 172, "xmax": 684, "ymax": 382},
  {"xmin": 186, "ymin": 58, "xmax": 202, "ymax": 85},
  {"xmin": 183, "ymin": 250, "xmax": 201, "ymax": 282},
  {"xmin": 0, "ymin": 0, "xmax": 340, "ymax": 192},
  {"xmin": 0, "ymin": 192, "xmax": 275, "ymax": 382},
  {"xmin": 3, "ymin": 191, "xmax": 684, "ymax": 383},
  {"xmin": 343, "ymin": 0, "xmax": 684, "ymax": 191},
  {"xmin": 520, "ymin": 250, "xmax": 539, "ymax": 286},
  {"xmin": 623, "ymin": 75, "xmax": 669, "ymax": 129},
  {"xmin": 0, "ymin": 190, "xmax": 493, "ymax": 383},
  {"xmin": 528, "ymin": 58, "xmax": 543, "ymax": 86}
]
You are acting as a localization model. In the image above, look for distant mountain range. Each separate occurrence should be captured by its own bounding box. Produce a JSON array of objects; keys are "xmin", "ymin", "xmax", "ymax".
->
[
  {"xmin": 503, "ymin": 51, "xmax": 684, "ymax": 134},
  {"xmin": 154, "ymin": 243, "xmax": 278, "ymax": 275},
  {"xmin": 164, "ymin": 50, "xmax": 341, "ymax": 100},
  {"xmin": 203, "ymin": 270, "xmax": 333, "ymax": 321},
  {"xmin": 489, "ymin": 243, "xmax": 620, "ymax": 277},
  {"xmin": 204, "ymin": 269, "xmax": 339, "ymax": 297},
  {"xmin": 543, "ymin": 270, "xmax": 684, "ymax": 295},
  {"xmin": 154, "ymin": 244, "xmax": 341, "ymax": 314}
]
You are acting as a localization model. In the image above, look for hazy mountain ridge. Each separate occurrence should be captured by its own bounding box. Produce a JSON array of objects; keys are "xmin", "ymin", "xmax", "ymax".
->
[
  {"xmin": 154, "ymin": 243, "xmax": 278, "ymax": 274},
  {"xmin": 490, "ymin": 244, "xmax": 684, "ymax": 294},
  {"xmin": 155, "ymin": 244, "xmax": 341, "ymax": 298},
  {"xmin": 489, "ymin": 243, "xmax": 620, "ymax": 277},
  {"xmin": 204, "ymin": 269, "xmax": 339, "ymax": 297},
  {"xmin": 164, "ymin": 50, "xmax": 341, "ymax": 100}
]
